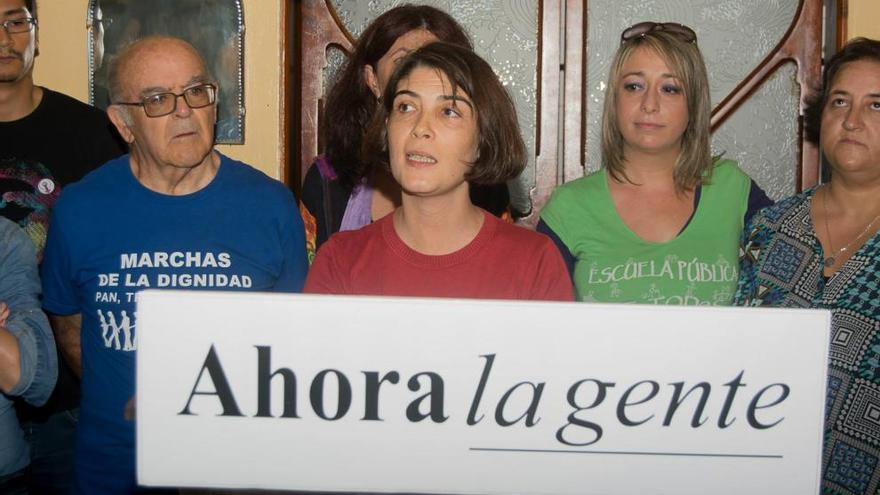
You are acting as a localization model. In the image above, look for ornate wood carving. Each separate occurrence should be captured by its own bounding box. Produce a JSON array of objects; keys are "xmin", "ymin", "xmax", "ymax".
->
[
  {"xmin": 293, "ymin": 0, "xmax": 823, "ymax": 214},
  {"xmin": 709, "ymin": 0, "xmax": 822, "ymax": 190},
  {"xmin": 295, "ymin": 0, "xmax": 353, "ymax": 188}
]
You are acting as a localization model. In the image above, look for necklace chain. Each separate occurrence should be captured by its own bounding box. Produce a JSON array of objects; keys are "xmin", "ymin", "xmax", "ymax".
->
[{"xmin": 821, "ymin": 186, "xmax": 880, "ymax": 268}]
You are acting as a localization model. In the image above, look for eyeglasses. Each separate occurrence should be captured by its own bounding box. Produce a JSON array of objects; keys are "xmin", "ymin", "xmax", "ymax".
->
[
  {"xmin": 113, "ymin": 84, "xmax": 217, "ymax": 118},
  {"xmin": 1, "ymin": 17, "xmax": 37, "ymax": 34},
  {"xmin": 620, "ymin": 22, "xmax": 697, "ymax": 44}
]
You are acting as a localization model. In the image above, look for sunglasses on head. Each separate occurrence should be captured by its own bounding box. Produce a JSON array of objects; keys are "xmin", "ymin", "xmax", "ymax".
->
[{"xmin": 620, "ymin": 22, "xmax": 697, "ymax": 44}]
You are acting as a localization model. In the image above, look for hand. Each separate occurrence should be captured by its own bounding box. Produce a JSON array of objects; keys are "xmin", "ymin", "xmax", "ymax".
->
[
  {"xmin": 124, "ymin": 395, "xmax": 136, "ymax": 421},
  {"xmin": 0, "ymin": 302, "xmax": 8, "ymax": 328}
]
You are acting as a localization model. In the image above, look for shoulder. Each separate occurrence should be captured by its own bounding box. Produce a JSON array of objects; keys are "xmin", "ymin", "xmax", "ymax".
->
[
  {"xmin": 302, "ymin": 156, "xmax": 343, "ymax": 198},
  {"xmin": 314, "ymin": 218, "xmax": 384, "ymax": 265},
  {"xmin": 552, "ymin": 170, "xmax": 604, "ymax": 198},
  {"xmin": 302, "ymin": 156, "xmax": 352, "ymax": 196},
  {"xmin": 541, "ymin": 170, "xmax": 606, "ymax": 228},
  {"xmin": 709, "ymin": 158, "xmax": 750, "ymax": 184},
  {"xmin": 302, "ymin": 158, "xmax": 324, "ymax": 189},
  {"xmin": 220, "ymin": 154, "xmax": 295, "ymax": 203},
  {"xmin": 742, "ymin": 191, "xmax": 812, "ymax": 255},
  {"xmin": 53, "ymin": 156, "xmax": 128, "ymax": 210},
  {"xmin": 328, "ymin": 217, "xmax": 384, "ymax": 247},
  {"xmin": 751, "ymin": 189, "xmax": 811, "ymax": 226},
  {"xmin": 549, "ymin": 170, "xmax": 604, "ymax": 202},
  {"xmin": 490, "ymin": 215, "xmax": 557, "ymax": 251},
  {"xmin": 486, "ymin": 215, "xmax": 571, "ymax": 295},
  {"xmin": 63, "ymin": 155, "xmax": 128, "ymax": 192},
  {"xmin": 40, "ymin": 88, "xmax": 109, "ymax": 122}
]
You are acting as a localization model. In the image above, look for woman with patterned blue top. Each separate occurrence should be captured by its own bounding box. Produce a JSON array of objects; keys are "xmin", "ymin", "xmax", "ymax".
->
[{"xmin": 735, "ymin": 37, "xmax": 880, "ymax": 495}]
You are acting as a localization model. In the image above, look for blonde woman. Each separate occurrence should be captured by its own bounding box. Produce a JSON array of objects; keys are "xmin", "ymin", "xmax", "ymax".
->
[{"xmin": 539, "ymin": 22, "xmax": 770, "ymax": 305}]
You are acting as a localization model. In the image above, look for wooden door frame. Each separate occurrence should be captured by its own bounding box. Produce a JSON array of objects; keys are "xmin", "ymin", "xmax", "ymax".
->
[
  {"xmin": 291, "ymin": 0, "xmax": 354, "ymax": 195},
  {"xmin": 290, "ymin": 0, "xmax": 824, "ymax": 215}
]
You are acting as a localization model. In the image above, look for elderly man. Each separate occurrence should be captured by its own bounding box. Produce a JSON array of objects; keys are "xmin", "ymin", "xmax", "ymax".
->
[
  {"xmin": 40, "ymin": 36, "xmax": 308, "ymax": 493},
  {"xmin": 0, "ymin": 217, "xmax": 56, "ymax": 493},
  {"xmin": 0, "ymin": 2, "xmax": 124, "ymax": 491}
]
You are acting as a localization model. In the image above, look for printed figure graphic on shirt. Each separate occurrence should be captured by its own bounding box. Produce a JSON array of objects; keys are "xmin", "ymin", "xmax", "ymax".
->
[
  {"xmin": 96, "ymin": 310, "xmax": 136, "ymax": 352},
  {"xmin": 119, "ymin": 311, "xmax": 133, "ymax": 351},
  {"xmin": 97, "ymin": 310, "xmax": 112, "ymax": 349}
]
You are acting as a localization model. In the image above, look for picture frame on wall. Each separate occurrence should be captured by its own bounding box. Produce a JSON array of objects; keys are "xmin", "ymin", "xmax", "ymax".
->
[{"xmin": 87, "ymin": 0, "xmax": 245, "ymax": 144}]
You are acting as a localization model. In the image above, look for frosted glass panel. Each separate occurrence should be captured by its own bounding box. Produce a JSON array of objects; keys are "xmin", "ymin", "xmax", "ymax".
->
[
  {"xmin": 585, "ymin": 0, "xmax": 800, "ymax": 199},
  {"xmin": 329, "ymin": 0, "xmax": 538, "ymax": 212},
  {"xmin": 713, "ymin": 63, "xmax": 799, "ymax": 201}
]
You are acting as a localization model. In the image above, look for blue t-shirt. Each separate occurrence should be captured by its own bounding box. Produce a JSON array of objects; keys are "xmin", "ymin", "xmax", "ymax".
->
[{"xmin": 40, "ymin": 153, "xmax": 308, "ymax": 493}]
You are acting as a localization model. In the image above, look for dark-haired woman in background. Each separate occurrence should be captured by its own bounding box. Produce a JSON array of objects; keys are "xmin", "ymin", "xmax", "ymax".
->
[
  {"xmin": 305, "ymin": 42, "xmax": 572, "ymax": 301},
  {"xmin": 539, "ymin": 22, "xmax": 771, "ymax": 305},
  {"xmin": 735, "ymin": 37, "xmax": 880, "ymax": 495},
  {"xmin": 300, "ymin": 5, "xmax": 510, "ymax": 261}
]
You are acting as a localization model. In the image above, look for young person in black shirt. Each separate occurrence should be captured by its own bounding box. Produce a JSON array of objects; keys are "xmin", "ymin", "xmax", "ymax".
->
[{"xmin": 0, "ymin": 1, "xmax": 125, "ymax": 492}]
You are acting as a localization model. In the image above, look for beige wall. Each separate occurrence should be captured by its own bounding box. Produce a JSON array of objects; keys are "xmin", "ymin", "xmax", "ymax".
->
[
  {"xmin": 32, "ymin": 0, "xmax": 286, "ymax": 180},
  {"xmin": 848, "ymin": 0, "xmax": 880, "ymax": 41}
]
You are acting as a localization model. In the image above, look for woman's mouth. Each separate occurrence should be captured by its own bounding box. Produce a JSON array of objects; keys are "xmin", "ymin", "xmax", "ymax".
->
[{"xmin": 406, "ymin": 152, "xmax": 438, "ymax": 165}]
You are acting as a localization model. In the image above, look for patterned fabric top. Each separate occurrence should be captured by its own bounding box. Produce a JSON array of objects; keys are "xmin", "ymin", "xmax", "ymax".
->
[{"xmin": 735, "ymin": 188, "xmax": 880, "ymax": 495}]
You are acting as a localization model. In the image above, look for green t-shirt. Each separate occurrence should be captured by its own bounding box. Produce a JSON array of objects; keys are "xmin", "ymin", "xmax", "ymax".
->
[{"xmin": 541, "ymin": 160, "xmax": 749, "ymax": 305}]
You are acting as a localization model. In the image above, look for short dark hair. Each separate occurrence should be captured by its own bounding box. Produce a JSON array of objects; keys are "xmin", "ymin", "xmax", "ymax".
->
[
  {"xmin": 321, "ymin": 4, "xmax": 472, "ymax": 188},
  {"xmin": 24, "ymin": 0, "xmax": 36, "ymax": 21},
  {"xmin": 804, "ymin": 37, "xmax": 880, "ymax": 144},
  {"xmin": 362, "ymin": 42, "xmax": 526, "ymax": 186}
]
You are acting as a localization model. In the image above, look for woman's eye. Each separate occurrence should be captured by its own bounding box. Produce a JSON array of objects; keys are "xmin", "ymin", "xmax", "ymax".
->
[
  {"xmin": 395, "ymin": 102, "xmax": 414, "ymax": 113},
  {"xmin": 442, "ymin": 106, "xmax": 462, "ymax": 118},
  {"xmin": 870, "ymin": 101, "xmax": 880, "ymax": 110},
  {"xmin": 830, "ymin": 97, "xmax": 848, "ymax": 107},
  {"xmin": 662, "ymin": 84, "xmax": 682, "ymax": 94},
  {"xmin": 622, "ymin": 82, "xmax": 643, "ymax": 92}
]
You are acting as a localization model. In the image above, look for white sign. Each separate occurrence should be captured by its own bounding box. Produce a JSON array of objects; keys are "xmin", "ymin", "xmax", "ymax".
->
[{"xmin": 136, "ymin": 290, "xmax": 830, "ymax": 494}]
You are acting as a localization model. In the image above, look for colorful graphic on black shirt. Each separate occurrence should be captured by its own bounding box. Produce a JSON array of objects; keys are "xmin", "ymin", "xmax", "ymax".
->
[{"xmin": 0, "ymin": 158, "xmax": 60, "ymax": 260}]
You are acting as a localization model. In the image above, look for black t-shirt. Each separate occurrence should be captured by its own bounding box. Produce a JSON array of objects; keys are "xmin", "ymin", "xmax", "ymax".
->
[
  {"xmin": 0, "ymin": 87, "xmax": 127, "ymax": 416},
  {"xmin": 0, "ymin": 88, "xmax": 126, "ymax": 188}
]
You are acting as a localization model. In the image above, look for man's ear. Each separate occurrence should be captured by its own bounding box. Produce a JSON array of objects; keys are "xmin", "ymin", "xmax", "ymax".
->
[
  {"xmin": 363, "ymin": 64, "xmax": 381, "ymax": 99},
  {"xmin": 213, "ymin": 85, "xmax": 219, "ymax": 124},
  {"xmin": 107, "ymin": 106, "xmax": 135, "ymax": 144}
]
